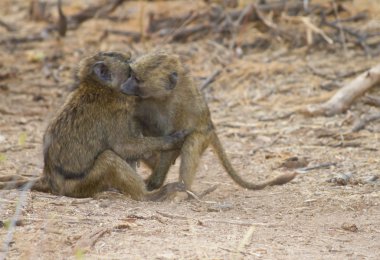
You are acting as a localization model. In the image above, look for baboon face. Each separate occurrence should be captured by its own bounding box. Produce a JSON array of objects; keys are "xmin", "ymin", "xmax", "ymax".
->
[
  {"xmin": 78, "ymin": 51, "xmax": 132, "ymax": 90},
  {"xmin": 120, "ymin": 52, "xmax": 179, "ymax": 99}
]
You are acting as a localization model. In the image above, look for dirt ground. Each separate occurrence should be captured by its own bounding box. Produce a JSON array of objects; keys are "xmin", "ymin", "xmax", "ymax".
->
[{"xmin": 0, "ymin": 0, "xmax": 379, "ymax": 259}]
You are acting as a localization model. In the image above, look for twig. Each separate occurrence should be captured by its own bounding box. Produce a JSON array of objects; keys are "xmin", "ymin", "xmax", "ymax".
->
[
  {"xmin": 202, "ymin": 219, "xmax": 277, "ymax": 226},
  {"xmin": 0, "ymin": 34, "xmax": 44, "ymax": 45},
  {"xmin": 0, "ymin": 19, "xmax": 16, "ymax": 32},
  {"xmin": 237, "ymin": 225, "xmax": 255, "ymax": 252},
  {"xmin": 200, "ymin": 69, "xmax": 222, "ymax": 90},
  {"xmin": 156, "ymin": 211, "xmax": 189, "ymax": 220},
  {"xmin": 73, "ymin": 228, "xmax": 110, "ymax": 253},
  {"xmin": 198, "ymin": 184, "xmax": 218, "ymax": 199},
  {"xmin": 104, "ymin": 29, "xmax": 142, "ymax": 42},
  {"xmin": 1, "ymin": 181, "xmax": 34, "ymax": 259},
  {"xmin": 307, "ymin": 63, "xmax": 336, "ymax": 80},
  {"xmin": 69, "ymin": 0, "xmax": 126, "ymax": 28},
  {"xmin": 332, "ymin": 1, "xmax": 348, "ymax": 55},
  {"xmin": 219, "ymin": 247, "xmax": 251, "ymax": 256},
  {"xmin": 322, "ymin": 12, "xmax": 371, "ymax": 56},
  {"xmin": 258, "ymin": 112, "xmax": 294, "ymax": 122},
  {"xmin": 170, "ymin": 24, "xmax": 211, "ymax": 42},
  {"xmin": 362, "ymin": 95, "xmax": 380, "ymax": 107},
  {"xmin": 351, "ymin": 112, "xmax": 380, "ymax": 132},
  {"xmin": 330, "ymin": 12, "xmax": 368, "ymax": 24},
  {"xmin": 57, "ymin": 0, "xmax": 67, "ymax": 37},
  {"xmin": 299, "ymin": 16, "xmax": 333, "ymax": 45},
  {"xmin": 161, "ymin": 11, "xmax": 199, "ymax": 44},
  {"xmin": 295, "ymin": 162, "xmax": 337, "ymax": 174}
]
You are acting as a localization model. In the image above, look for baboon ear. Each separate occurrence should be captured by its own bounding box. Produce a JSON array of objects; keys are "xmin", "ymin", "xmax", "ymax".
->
[
  {"xmin": 93, "ymin": 61, "xmax": 111, "ymax": 82},
  {"xmin": 166, "ymin": 71, "xmax": 178, "ymax": 90}
]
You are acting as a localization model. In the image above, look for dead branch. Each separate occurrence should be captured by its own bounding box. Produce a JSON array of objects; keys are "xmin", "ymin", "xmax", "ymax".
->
[
  {"xmin": 330, "ymin": 12, "xmax": 368, "ymax": 24},
  {"xmin": 69, "ymin": 0, "xmax": 126, "ymax": 29},
  {"xmin": 73, "ymin": 228, "xmax": 110, "ymax": 253},
  {"xmin": 304, "ymin": 63, "xmax": 380, "ymax": 116},
  {"xmin": 229, "ymin": 1, "xmax": 311, "ymax": 22},
  {"xmin": 147, "ymin": 11, "xmax": 198, "ymax": 34},
  {"xmin": 362, "ymin": 95, "xmax": 380, "ymax": 107},
  {"xmin": 198, "ymin": 185, "xmax": 219, "ymax": 199},
  {"xmin": 170, "ymin": 24, "xmax": 211, "ymax": 42},
  {"xmin": 0, "ymin": 34, "xmax": 45, "ymax": 45},
  {"xmin": 104, "ymin": 29, "xmax": 142, "ymax": 42},
  {"xmin": 0, "ymin": 19, "xmax": 16, "ymax": 32},
  {"xmin": 57, "ymin": 0, "xmax": 67, "ymax": 37},
  {"xmin": 351, "ymin": 112, "xmax": 380, "ymax": 132},
  {"xmin": 322, "ymin": 15, "xmax": 372, "ymax": 56},
  {"xmin": 200, "ymin": 69, "xmax": 222, "ymax": 90},
  {"xmin": 295, "ymin": 162, "xmax": 337, "ymax": 174}
]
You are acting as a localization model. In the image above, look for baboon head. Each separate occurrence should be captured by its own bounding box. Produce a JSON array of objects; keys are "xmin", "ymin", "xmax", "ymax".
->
[
  {"xmin": 77, "ymin": 51, "xmax": 132, "ymax": 90},
  {"xmin": 120, "ymin": 52, "xmax": 182, "ymax": 99}
]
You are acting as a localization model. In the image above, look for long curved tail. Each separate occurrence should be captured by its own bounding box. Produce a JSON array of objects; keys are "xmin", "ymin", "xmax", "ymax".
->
[
  {"xmin": 0, "ymin": 176, "xmax": 51, "ymax": 193},
  {"xmin": 211, "ymin": 133, "xmax": 297, "ymax": 190}
]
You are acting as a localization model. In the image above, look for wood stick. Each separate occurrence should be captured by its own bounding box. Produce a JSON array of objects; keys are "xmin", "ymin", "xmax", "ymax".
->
[
  {"xmin": 303, "ymin": 63, "xmax": 380, "ymax": 116},
  {"xmin": 351, "ymin": 112, "xmax": 380, "ymax": 132},
  {"xmin": 0, "ymin": 19, "xmax": 16, "ymax": 32},
  {"xmin": 200, "ymin": 70, "xmax": 222, "ymax": 90}
]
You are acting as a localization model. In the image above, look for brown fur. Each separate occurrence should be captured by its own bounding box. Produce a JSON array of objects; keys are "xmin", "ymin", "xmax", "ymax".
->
[
  {"xmin": 121, "ymin": 51, "xmax": 297, "ymax": 191},
  {"xmin": 0, "ymin": 51, "xmax": 186, "ymax": 201}
]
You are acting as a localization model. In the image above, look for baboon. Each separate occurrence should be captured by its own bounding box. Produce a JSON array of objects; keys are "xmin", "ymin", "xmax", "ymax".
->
[
  {"xmin": 121, "ymin": 51, "xmax": 297, "ymax": 192},
  {"xmin": 0, "ymin": 51, "xmax": 187, "ymax": 201}
]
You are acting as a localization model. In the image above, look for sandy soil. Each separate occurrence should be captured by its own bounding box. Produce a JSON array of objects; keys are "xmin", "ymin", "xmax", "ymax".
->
[{"xmin": 0, "ymin": 1, "xmax": 379, "ymax": 259}]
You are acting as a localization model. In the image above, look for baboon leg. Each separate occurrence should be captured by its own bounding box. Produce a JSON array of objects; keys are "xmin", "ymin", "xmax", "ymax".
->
[
  {"xmin": 64, "ymin": 150, "xmax": 148, "ymax": 200},
  {"xmin": 0, "ymin": 175, "xmax": 28, "ymax": 182},
  {"xmin": 145, "ymin": 150, "xmax": 180, "ymax": 191},
  {"xmin": 179, "ymin": 133, "xmax": 209, "ymax": 190},
  {"xmin": 65, "ymin": 150, "xmax": 184, "ymax": 200}
]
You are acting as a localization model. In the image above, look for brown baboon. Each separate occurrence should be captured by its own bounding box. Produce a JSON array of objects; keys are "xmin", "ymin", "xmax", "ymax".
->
[
  {"xmin": 0, "ymin": 51, "xmax": 187, "ymax": 201},
  {"xmin": 121, "ymin": 51, "xmax": 297, "ymax": 192}
]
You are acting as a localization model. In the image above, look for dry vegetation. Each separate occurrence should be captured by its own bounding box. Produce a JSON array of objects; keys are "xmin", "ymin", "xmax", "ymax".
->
[{"xmin": 0, "ymin": 0, "xmax": 379, "ymax": 259}]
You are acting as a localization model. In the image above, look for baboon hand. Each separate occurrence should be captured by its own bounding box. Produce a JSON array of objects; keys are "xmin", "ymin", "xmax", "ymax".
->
[
  {"xmin": 163, "ymin": 129, "xmax": 192, "ymax": 149},
  {"xmin": 162, "ymin": 181, "xmax": 186, "ymax": 192}
]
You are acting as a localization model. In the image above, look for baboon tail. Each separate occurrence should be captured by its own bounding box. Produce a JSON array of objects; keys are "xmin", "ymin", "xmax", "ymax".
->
[
  {"xmin": 0, "ymin": 176, "xmax": 51, "ymax": 193},
  {"xmin": 211, "ymin": 133, "xmax": 297, "ymax": 190}
]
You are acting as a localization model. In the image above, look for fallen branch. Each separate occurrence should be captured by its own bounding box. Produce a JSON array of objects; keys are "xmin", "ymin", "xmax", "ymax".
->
[
  {"xmin": 304, "ymin": 63, "xmax": 380, "ymax": 116},
  {"xmin": 351, "ymin": 112, "xmax": 380, "ymax": 132},
  {"xmin": 73, "ymin": 228, "xmax": 110, "ymax": 253},
  {"xmin": 0, "ymin": 19, "xmax": 16, "ymax": 32},
  {"xmin": 69, "ymin": 0, "xmax": 126, "ymax": 29},
  {"xmin": 170, "ymin": 24, "xmax": 211, "ymax": 42},
  {"xmin": 362, "ymin": 95, "xmax": 380, "ymax": 107},
  {"xmin": 322, "ymin": 16, "xmax": 372, "ymax": 56},
  {"xmin": 295, "ymin": 162, "xmax": 337, "ymax": 174},
  {"xmin": 200, "ymin": 69, "xmax": 222, "ymax": 90},
  {"xmin": 104, "ymin": 29, "xmax": 141, "ymax": 42}
]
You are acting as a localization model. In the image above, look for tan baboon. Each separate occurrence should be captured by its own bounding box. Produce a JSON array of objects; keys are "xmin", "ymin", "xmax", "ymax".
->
[
  {"xmin": 0, "ymin": 51, "xmax": 187, "ymax": 201},
  {"xmin": 121, "ymin": 51, "xmax": 297, "ymax": 192}
]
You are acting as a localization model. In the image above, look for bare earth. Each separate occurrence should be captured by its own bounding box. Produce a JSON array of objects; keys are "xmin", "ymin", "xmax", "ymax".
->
[{"xmin": 0, "ymin": 1, "xmax": 379, "ymax": 259}]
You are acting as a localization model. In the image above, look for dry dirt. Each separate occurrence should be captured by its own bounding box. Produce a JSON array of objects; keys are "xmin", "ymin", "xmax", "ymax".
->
[{"xmin": 0, "ymin": 1, "xmax": 379, "ymax": 259}]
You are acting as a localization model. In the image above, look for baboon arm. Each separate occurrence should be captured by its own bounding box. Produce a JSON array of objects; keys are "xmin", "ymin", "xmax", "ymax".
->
[
  {"xmin": 145, "ymin": 150, "xmax": 180, "ymax": 191},
  {"xmin": 110, "ymin": 136, "xmax": 179, "ymax": 160}
]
